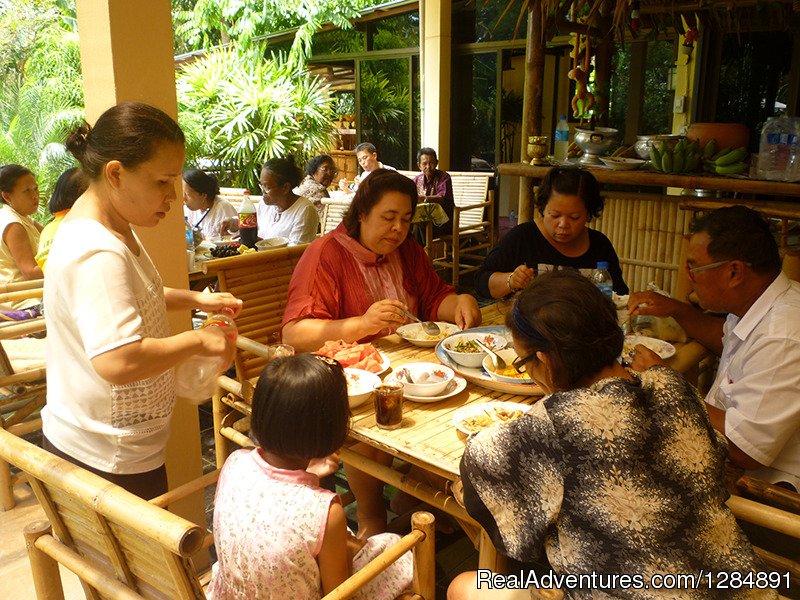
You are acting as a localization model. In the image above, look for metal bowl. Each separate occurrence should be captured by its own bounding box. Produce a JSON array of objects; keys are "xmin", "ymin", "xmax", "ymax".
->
[
  {"xmin": 634, "ymin": 134, "xmax": 685, "ymax": 159},
  {"xmin": 574, "ymin": 127, "xmax": 619, "ymax": 165}
]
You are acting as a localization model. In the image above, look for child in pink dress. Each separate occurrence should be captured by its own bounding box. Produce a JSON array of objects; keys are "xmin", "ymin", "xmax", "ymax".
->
[{"xmin": 207, "ymin": 353, "xmax": 413, "ymax": 599}]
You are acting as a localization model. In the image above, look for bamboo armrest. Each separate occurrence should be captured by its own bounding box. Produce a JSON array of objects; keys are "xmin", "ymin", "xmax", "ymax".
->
[
  {"xmin": 735, "ymin": 475, "xmax": 800, "ymax": 513},
  {"xmin": 0, "ymin": 288, "xmax": 44, "ymax": 303},
  {"xmin": 0, "ymin": 317, "xmax": 46, "ymax": 338},
  {"xmin": 236, "ymin": 335, "xmax": 270, "ymax": 359},
  {"xmin": 149, "ymin": 468, "xmax": 221, "ymax": 509},
  {"xmin": 0, "ymin": 366, "xmax": 46, "ymax": 386},
  {"xmin": 0, "ymin": 279, "xmax": 43, "ymax": 294},
  {"xmin": 727, "ymin": 494, "xmax": 800, "ymax": 539}
]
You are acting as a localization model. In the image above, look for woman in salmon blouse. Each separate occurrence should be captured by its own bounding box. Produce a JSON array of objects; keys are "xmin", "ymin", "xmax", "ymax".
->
[{"xmin": 282, "ymin": 169, "xmax": 481, "ymax": 537}]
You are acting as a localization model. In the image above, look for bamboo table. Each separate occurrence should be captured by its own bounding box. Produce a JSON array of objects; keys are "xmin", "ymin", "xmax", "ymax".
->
[
  {"xmin": 340, "ymin": 303, "xmax": 710, "ymax": 570},
  {"xmin": 212, "ymin": 303, "xmax": 711, "ymax": 572}
]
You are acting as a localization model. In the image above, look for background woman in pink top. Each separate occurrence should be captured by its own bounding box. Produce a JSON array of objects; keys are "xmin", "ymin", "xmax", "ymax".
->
[{"xmin": 208, "ymin": 354, "xmax": 412, "ymax": 599}]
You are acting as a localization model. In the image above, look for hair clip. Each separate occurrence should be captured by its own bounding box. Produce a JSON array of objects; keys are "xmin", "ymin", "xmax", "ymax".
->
[{"xmin": 313, "ymin": 354, "xmax": 338, "ymax": 367}]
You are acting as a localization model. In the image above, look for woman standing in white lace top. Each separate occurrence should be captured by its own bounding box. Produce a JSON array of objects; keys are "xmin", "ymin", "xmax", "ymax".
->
[{"xmin": 42, "ymin": 102, "xmax": 241, "ymax": 499}]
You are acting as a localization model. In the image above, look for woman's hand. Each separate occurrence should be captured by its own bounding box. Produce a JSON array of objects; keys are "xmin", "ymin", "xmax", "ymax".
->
[
  {"xmin": 338, "ymin": 178, "xmax": 349, "ymax": 192},
  {"xmin": 195, "ymin": 292, "xmax": 243, "ymax": 318},
  {"xmin": 508, "ymin": 264, "xmax": 535, "ymax": 292},
  {"xmin": 453, "ymin": 294, "xmax": 481, "ymax": 329},
  {"xmin": 194, "ymin": 326, "xmax": 237, "ymax": 369},
  {"xmin": 360, "ymin": 299, "xmax": 407, "ymax": 336}
]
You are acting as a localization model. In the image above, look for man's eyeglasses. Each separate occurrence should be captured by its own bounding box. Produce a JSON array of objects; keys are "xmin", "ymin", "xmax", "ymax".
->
[
  {"xmin": 685, "ymin": 259, "xmax": 751, "ymax": 282},
  {"xmin": 512, "ymin": 351, "xmax": 538, "ymax": 374}
]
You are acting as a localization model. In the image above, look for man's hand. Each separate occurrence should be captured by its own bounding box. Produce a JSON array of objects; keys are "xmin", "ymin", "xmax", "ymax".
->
[{"xmin": 627, "ymin": 291, "xmax": 684, "ymax": 318}]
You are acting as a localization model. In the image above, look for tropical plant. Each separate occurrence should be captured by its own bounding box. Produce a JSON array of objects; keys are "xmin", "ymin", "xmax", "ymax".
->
[
  {"xmin": 359, "ymin": 63, "xmax": 410, "ymax": 168},
  {"xmin": 177, "ymin": 44, "xmax": 336, "ymax": 190},
  {"xmin": 0, "ymin": 0, "xmax": 84, "ymax": 221},
  {"xmin": 173, "ymin": 0, "xmax": 372, "ymax": 68}
]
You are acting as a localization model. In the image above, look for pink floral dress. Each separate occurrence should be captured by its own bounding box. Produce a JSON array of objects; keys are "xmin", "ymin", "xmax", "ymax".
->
[{"xmin": 207, "ymin": 449, "xmax": 412, "ymax": 599}]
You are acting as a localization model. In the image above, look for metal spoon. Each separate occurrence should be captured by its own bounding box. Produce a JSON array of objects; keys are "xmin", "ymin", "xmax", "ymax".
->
[
  {"xmin": 399, "ymin": 308, "xmax": 441, "ymax": 337},
  {"xmin": 473, "ymin": 338, "xmax": 508, "ymax": 371}
]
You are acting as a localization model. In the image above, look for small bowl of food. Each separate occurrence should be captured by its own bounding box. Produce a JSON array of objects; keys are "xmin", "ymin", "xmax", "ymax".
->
[
  {"xmin": 392, "ymin": 362, "xmax": 455, "ymax": 397},
  {"xmin": 442, "ymin": 332, "xmax": 507, "ymax": 368},
  {"xmin": 396, "ymin": 322, "xmax": 460, "ymax": 347},
  {"xmin": 344, "ymin": 368, "xmax": 381, "ymax": 408},
  {"xmin": 482, "ymin": 349, "xmax": 535, "ymax": 384},
  {"xmin": 256, "ymin": 237, "xmax": 289, "ymax": 250}
]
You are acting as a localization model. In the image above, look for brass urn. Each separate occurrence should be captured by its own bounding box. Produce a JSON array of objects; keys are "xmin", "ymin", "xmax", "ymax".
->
[{"xmin": 527, "ymin": 135, "xmax": 550, "ymax": 166}]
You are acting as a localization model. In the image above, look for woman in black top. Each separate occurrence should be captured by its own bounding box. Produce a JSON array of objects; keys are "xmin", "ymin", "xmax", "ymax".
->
[{"xmin": 475, "ymin": 167, "xmax": 627, "ymax": 299}]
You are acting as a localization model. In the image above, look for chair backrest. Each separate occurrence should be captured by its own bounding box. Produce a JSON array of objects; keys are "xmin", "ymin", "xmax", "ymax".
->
[
  {"xmin": 321, "ymin": 197, "xmax": 352, "ymax": 235},
  {"xmin": 0, "ymin": 428, "xmax": 205, "ymax": 599},
  {"xmin": 203, "ymin": 244, "xmax": 308, "ymax": 381},
  {"xmin": 217, "ymin": 187, "xmax": 248, "ymax": 212},
  {"xmin": 449, "ymin": 171, "xmax": 494, "ymax": 229}
]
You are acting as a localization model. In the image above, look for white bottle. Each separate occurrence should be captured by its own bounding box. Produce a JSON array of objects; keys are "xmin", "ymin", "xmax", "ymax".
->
[
  {"xmin": 757, "ymin": 116, "xmax": 795, "ymax": 181},
  {"xmin": 592, "ymin": 261, "xmax": 613, "ymax": 299},
  {"xmin": 554, "ymin": 115, "xmax": 570, "ymax": 163}
]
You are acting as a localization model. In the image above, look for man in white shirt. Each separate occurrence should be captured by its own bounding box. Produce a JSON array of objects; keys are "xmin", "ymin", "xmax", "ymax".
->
[
  {"xmin": 338, "ymin": 142, "xmax": 395, "ymax": 191},
  {"xmin": 628, "ymin": 206, "xmax": 800, "ymax": 491}
]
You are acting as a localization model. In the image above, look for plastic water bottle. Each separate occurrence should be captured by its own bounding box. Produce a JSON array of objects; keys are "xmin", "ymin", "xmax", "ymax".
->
[
  {"xmin": 238, "ymin": 190, "xmax": 258, "ymax": 248},
  {"xmin": 184, "ymin": 217, "xmax": 195, "ymax": 252},
  {"xmin": 554, "ymin": 115, "xmax": 570, "ymax": 162},
  {"xmin": 592, "ymin": 261, "xmax": 613, "ymax": 299},
  {"xmin": 757, "ymin": 116, "xmax": 798, "ymax": 181},
  {"xmin": 175, "ymin": 308, "xmax": 238, "ymax": 403}
]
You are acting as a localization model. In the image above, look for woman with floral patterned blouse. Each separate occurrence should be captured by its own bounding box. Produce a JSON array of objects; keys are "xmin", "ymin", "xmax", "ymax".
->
[{"xmin": 449, "ymin": 269, "xmax": 772, "ymax": 600}]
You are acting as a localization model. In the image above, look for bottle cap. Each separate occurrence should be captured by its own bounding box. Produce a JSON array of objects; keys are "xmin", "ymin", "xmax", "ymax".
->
[
  {"xmin": 596, "ymin": 261, "xmax": 609, "ymax": 269},
  {"xmin": 559, "ymin": 115, "xmax": 567, "ymax": 120}
]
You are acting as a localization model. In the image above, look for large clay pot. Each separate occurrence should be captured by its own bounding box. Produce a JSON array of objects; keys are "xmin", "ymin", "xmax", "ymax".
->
[{"xmin": 686, "ymin": 122, "xmax": 750, "ymax": 150}]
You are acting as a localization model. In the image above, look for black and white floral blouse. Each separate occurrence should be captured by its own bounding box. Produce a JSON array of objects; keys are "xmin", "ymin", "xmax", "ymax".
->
[{"xmin": 461, "ymin": 366, "xmax": 774, "ymax": 599}]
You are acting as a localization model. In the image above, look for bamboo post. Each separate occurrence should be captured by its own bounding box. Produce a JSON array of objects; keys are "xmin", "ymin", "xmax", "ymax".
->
[
  {"xmin": 0, "ymin": 454, "xmax": 15, "ymax": 511},
  {"xmin": 411, "ymin": 511, "xmax": 436, "ymax": 599},
  {"xmin": 24, "ymin": 521, "xmax": 66, "ymax": 600},
  {"xmin": 211, "ymin": 392, "xmax": 230, "ymax": 469},
  {"xmin": 477, "ymin": 529, "xmax": 507, "ymax": 573}
]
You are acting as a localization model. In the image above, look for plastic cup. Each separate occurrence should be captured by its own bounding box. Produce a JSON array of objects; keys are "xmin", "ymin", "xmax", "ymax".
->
[{"xmin": 374, "ymin": 382, "xmax": 404, "ymax": 429}]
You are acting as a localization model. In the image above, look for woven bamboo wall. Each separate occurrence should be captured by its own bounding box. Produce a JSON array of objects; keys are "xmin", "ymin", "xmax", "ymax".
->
[{"xmin": 592, "ymin": 192, "xmax": 692, "ymax": 296}]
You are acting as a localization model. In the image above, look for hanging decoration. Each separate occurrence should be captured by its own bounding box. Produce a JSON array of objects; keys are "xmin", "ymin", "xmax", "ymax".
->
[{"xmin": 568, "ymin": 33, "xmax": 595, "ymax": 119}]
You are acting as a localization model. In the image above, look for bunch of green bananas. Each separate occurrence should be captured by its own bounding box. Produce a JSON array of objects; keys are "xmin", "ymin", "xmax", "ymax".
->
[
  {"xmin": 701, "ymin": 139, "xmax": 749, "ymax": 176},
  {"xmin": 649, "ymin": 139, "xmax": 702, "ymax": 173}
]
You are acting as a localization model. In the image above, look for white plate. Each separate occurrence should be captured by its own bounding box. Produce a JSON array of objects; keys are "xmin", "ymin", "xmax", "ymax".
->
[
  {"xmin": 395, "ymin": 322, "xmax": 461, "ymax": 347},
  {"xmin": 481, "ymin": 350, "xmax": 536, "ymax": 385},
  {"xmin": 598, "ymin": 157, "xmax": 646, "ymax": 171},
  {"xmin": 623, "ymin": 335, "xmax": 676, "ymax": 360},
  {"xmin": 256, "ymin": 237, "xmax": 289, "ymax": 250},
  {"xmin": 384, "ymin": 374, "xmax": 467, "ymax": 403},
  {"xmin": 452, "ymin": 401, "xmax": 533, "ymax": 435}
]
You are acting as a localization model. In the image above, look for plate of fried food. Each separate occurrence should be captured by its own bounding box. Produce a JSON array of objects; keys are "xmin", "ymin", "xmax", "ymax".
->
[{"xmin": 453, "ymin": 401, "xmax": 532, "ymax": 435}]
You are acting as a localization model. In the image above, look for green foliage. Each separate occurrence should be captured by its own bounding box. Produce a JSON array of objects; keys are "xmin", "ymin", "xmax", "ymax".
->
[
  {"xmin": 173, "ymin": 0, "xmax": 371, "ymax": 67},
  {"xmin": 177, "ymin": 44, "xmax": 336, "ymax": 190},
  {"xmin": 360, "ymin": 61, "xmax": 411, "ymax": 169},
  {"xmin": 0, "ymin": 0, "xmax": 83, "ymax": 221}
]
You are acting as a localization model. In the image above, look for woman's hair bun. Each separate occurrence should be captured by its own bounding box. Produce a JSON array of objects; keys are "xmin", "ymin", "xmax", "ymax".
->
[{"xmin": 65, "ymin": 123, "xmax": 92, "ymax": 161}]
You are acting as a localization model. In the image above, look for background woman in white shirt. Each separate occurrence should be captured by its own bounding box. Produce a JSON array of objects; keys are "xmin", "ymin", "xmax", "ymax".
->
[
  {"xmin": 182, "ymin": 168, "xmax": 238, "ymax": 240},
  {"xmin": 42, "ymin": 102, "xmax": 241, "ymax": 499},
  {"xmin": 257, "ymin": 155, "xmax": 319, "ymax": 245}
]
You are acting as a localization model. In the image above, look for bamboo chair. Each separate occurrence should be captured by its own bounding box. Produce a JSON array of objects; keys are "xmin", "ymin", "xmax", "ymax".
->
[
  {"xmin": 0, "ymin": 428, "xmax": 436, "ymax": 600},
  {"xmin": 201, "ymin": 245, "xmax": 308, "ymax": 466},
  {"xmin": 321, "ymin": 197, "xmax": 353, "ymax": 235},
  {"xmin": 728, "ymin": 474, "xmax": 800, "ymax": 589},
  {"xmin": 0, "ymin": 283, "xmax": 47, "ymax": 511},
  {"xmin": 430, "ymin": 172, "xmax": 495, "ymax": 287}
]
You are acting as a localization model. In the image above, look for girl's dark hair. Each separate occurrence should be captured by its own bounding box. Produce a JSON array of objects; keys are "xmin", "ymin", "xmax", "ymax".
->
[
  {"xmin": 251, "ymin": 354, "xmax": 350, "ymax": 460},
  {"xmin": 342, "ymin": 169, "xmax": 418, "ymax": 239},
  {"xmin": 305, "ymin": 154, "xmax": 334, "ymax": 177},
  {"xmin": 0, "ymin": 164, "xmax": 34, "ymax": 201},
  {"xmin": 534, "ymin": 167, "xmax": 604, "ymax": 219},
  {"xmin": 262, "ymin": 155, "xmax": 302, "ymax": 188},
  {"xmin": 49, "ymin": 168, "xmax": 88, "ymax": 213},
  {"xmin": 689, "ymin": 205, "xmax": 781, "ymax": 275},
  {"xmin": 182, "ymin": 169, "xmax": 220, "ymax": 203},
  {"xmin": 506, "ymin": 269, "xmax": 623, "ymax": 390},
  {"xmin": 65, "ymin": 102, "xmax": 185, "ymax": 180}
]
